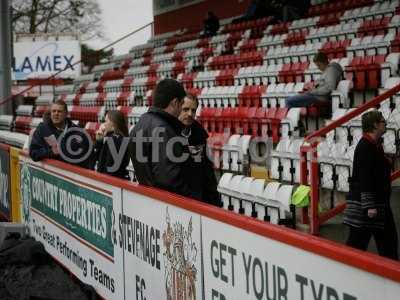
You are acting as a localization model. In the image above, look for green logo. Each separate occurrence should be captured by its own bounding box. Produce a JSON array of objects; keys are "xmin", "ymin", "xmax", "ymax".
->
[
  {"xmin": 20, "ymin": 164, "xmax": 32, "ymax": 224},
  {"xmin": 21, "ymin": 163, "xmax": 114, "ymax": 257}
]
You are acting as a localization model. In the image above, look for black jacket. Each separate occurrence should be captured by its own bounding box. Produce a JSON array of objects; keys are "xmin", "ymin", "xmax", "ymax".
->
[
  {"xmin": 182, "ymin": 120, "xmax": 221, "ymax": 206},
  {"xmin": 204, "ymin": 15, "xmax": 220, "ymax": 36},
  {"xmin": 29, "ymin": 118, "xmax": 92, "ymax": 168},
  {"xmin": 130, "ymin": 107, "xmax": 193, "ymax": 198},
  {"xmin": 94, "ymin": 132, "xmax": 130, "ymax": 179},
  {"xmin": 344, "ymin": 135, "xmax": 392, "ymax": 229}
]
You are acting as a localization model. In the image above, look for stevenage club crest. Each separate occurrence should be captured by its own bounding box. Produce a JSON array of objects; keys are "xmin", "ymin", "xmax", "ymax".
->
[
  {"xmin": 162, "ymin": 208, "xmax": 197, "ymax": 300},
  {"xmin": 20, "ymin": 164, "xmax": 32, "ymax": 224}
]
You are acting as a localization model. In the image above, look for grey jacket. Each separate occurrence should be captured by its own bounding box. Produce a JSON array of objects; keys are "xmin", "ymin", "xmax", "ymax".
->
[{"xmin": 309, "ymin": 62, "xmax": 343, "ymax": 101}]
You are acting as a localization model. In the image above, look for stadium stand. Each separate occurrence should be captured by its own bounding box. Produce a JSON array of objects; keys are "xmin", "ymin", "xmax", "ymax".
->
[{"xmin": 3, "ymin": 0, "xmax": 400, "ymax": 234}]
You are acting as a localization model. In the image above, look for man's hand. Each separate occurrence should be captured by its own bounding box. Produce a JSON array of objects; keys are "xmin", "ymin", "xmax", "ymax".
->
[
  {"xmin": 367, "ymin": 208, "xmax": 378, "ymax": 218},
  {"xmin": 45, "ymin": 135, "xmax": 60, "ymax": 156},
  {"xmin": 52, "ymin": 144, "xmax": 60, "ymax": 155}
]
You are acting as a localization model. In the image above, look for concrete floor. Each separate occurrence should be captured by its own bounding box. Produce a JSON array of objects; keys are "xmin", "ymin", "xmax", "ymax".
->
[{"xmin": 318, "ymin": 186, "xmax": 400, "ymax": 259}]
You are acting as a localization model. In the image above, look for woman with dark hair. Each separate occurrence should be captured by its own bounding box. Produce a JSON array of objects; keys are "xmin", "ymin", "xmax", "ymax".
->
[{"xmin": 94, "ymin": 110, "xmax": 130, "ymax": 179}]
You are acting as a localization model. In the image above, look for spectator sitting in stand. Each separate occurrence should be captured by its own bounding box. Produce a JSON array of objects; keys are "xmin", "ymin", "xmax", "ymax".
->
[
  {"xmin": 285, "ymin": 52, "xmax": 343, "ymax": 109},
  {"xmin": 233, "ymin": 0, "xmax": 276, "ymax": 23},
  {"xmin": 202, "ymin": 11, "xmax": 220, "ymax": 37}
]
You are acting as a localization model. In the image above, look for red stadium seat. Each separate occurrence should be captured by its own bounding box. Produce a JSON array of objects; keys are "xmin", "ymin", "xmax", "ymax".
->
[
  {"xmin": 15, "ymin": 116, "xmax": 33, "ymax": 134},
  {"xmin": 321, "ymin": 40, "xmax": 351, "ymax": 59},
  {"xmin": 251, "ymin": 107, "xmax": 267, "ymax": 137},
  {"xmin": 221, "ymin": 107, "xmax": 237, "ymax": 133},
  {"xmin": 390, "ymin": 33, "xmax": 400, "ymax": 52},
  {"xmin": 358, "ymin": 17, "xmax": 391, "ymax": 37},
  {"xmin": 96, "ymin": 92, "xmax": 106, "ymax": 106},
  {"xmin": 207, "ymin": 132, "xmax": 231, "ymax": 169},
  {"xmin": 101, "ymin": 69, "xmax": 125, "ymax": 81},
  {"xmin": 34, "ymin": 106, "xmax": 49, "ymax": 118},
  {"xmin": 238, "ymin": 85, "xmax": 266, "ymax": 107},
  {"xmin": 120, "ymin": 58, "xmax": 132, "ymax": 70},
  {"xmin": 316, "ymin": 12, "xmax": 342, "ymax": 27},
  {"xmin": 172, "ymin": 61, "xmax": 187, "ymax": 78},
  {"xmin": 264, "ymin": 107, "xmax": 288, "ymax": 142},
  {"xmin": 279, "ymin": 62, "xmax": 309, "ymax": 83},
  {"xmin": 270, "ymin": 22, "xmax": 290, "ymax": 35},
  {"xmin": 346, "ymin": 55, "xmax": 386, "ymax": 90},
  {"xmin": 172, "ymin": 50, "xmax": 185, "ymax": 62},
  {"xmin": 180, "ymin": 72, "xmax": 198, "ymax": 89},
  {"xmin": 216, "ymin": 69, "xmax": 238, "ymax": 86},
  {"xmin": 147, "ymin": 64, "xmax": 159, "ymax": 77},
  {"xmin": 284, "ymin": 29, "xmax": 309, "ymax": 47},
  {"xmin": 239, "ymin": 38, "xmax": 260, "ymax": 53}
]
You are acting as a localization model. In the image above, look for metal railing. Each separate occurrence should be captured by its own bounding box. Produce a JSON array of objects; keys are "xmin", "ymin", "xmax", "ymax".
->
[{"xmin": 300, "ymin": 83, "xmax": 400, "ymax": 235}]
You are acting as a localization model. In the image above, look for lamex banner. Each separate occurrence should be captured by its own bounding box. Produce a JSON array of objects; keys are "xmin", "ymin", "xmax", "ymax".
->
[
  {"xmin": 20, "ymin": 160, "xmax": 124, "ymax": 299},
  {"xmin": 202, "ymin": 216, "xmax": 400, "ymax": 300},
  {"xmin": 13, "ymin": 40, "xmax": 81, "ymax": 80},
  {"xmin": 122, "ymin": 189, "xmax": 203, "ymax": 300},
  {"xmin": 0, "ymin": 147, "xmax": 11, "ymax": 219}
]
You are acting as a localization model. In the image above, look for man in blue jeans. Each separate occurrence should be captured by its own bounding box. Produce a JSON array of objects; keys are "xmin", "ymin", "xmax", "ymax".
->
[{"xmin": 285, "ymin": 52, "xmax": 343, "ymax": 108}]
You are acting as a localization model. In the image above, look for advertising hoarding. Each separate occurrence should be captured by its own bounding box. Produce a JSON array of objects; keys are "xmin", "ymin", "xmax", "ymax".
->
[
  {"xmin": 20, "ymin": 161, "xmax": 124, "ymax": 299},
  {"xmin": 0, "ymin": 146, "xmax": 11, "ymax": 220},
  {"xmin": 13, "ymin": 40, "xmax": 81, "ymax": 80}
]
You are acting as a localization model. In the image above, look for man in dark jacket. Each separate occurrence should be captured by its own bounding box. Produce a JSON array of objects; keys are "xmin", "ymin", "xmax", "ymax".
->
[
  {"xmin": 203, "ymin": 11, "xmax": 220, "ymax": 37},
  {"xmin": 344, "ymin": 110, "xmax": 398, "ymax": 260},
  {"xmin": 29, "ymin": 100, "xmax": 92, "ymax": 168},
  {"xmin": 179, "ymin": 94, "xmax": 221, "ymax": 206},
  {"xmin": 130, "ymin": 79, "xmax": 194, "ymax": 198}
]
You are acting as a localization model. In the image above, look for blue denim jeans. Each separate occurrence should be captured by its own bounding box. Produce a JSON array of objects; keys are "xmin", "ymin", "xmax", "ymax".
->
[{"xmin": 285, "ymin": 93, "xmax": 321, "ymax": 108}]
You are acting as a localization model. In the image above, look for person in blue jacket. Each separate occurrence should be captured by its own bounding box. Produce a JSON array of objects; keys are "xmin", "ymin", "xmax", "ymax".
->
[{"xmin": 29, "ymin": 100, "xmax": 92, "ymax": 168}]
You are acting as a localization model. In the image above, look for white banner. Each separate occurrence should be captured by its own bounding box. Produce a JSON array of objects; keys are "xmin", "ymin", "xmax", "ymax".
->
[
  {"xmin": 19, "ymin": 159, "xmax": 124, "ymax": 299},
  {"xmin": 13, "ymin": 40, "xmax": 81, "ymax": 80},
  {"xmin": 201, "ymin": 216, "xmax": 400, "ymax": 300},
  {"xmin": 122, "ymin": 189, "xmax": 203, "ymax": 300}
]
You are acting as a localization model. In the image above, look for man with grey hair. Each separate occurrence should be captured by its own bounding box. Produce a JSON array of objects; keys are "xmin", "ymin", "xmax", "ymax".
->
[
  {"xmin": 344, "ymin": 110, "xmax": 398, "ymax": 260},
  {"xmin": 29, "ymin": 100, "xmax": 92, "ymax": 168}
]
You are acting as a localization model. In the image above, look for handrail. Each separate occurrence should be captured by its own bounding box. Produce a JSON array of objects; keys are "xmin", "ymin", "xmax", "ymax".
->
[
  {"xmin": 305, "ymin": 83, "xmax": 400, "ymax": 141},
  {"xmin": 391, "ymin": 169, "xmax": 400, "ymax": 181},
  {"xmin": 301, "ymin": 82, "xmax": 400, "ymax": 235}
]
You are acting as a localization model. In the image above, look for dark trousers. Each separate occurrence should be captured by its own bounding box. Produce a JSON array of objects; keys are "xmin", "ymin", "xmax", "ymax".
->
[{"xmin": 346, "ymin": 209, "xmax": 398, "ymax": 260}]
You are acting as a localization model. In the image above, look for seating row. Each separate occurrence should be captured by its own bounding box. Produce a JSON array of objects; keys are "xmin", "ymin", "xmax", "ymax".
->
[{"xmin": 218, "ymin": 173, "xmax": 296, "ymax": 226}]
